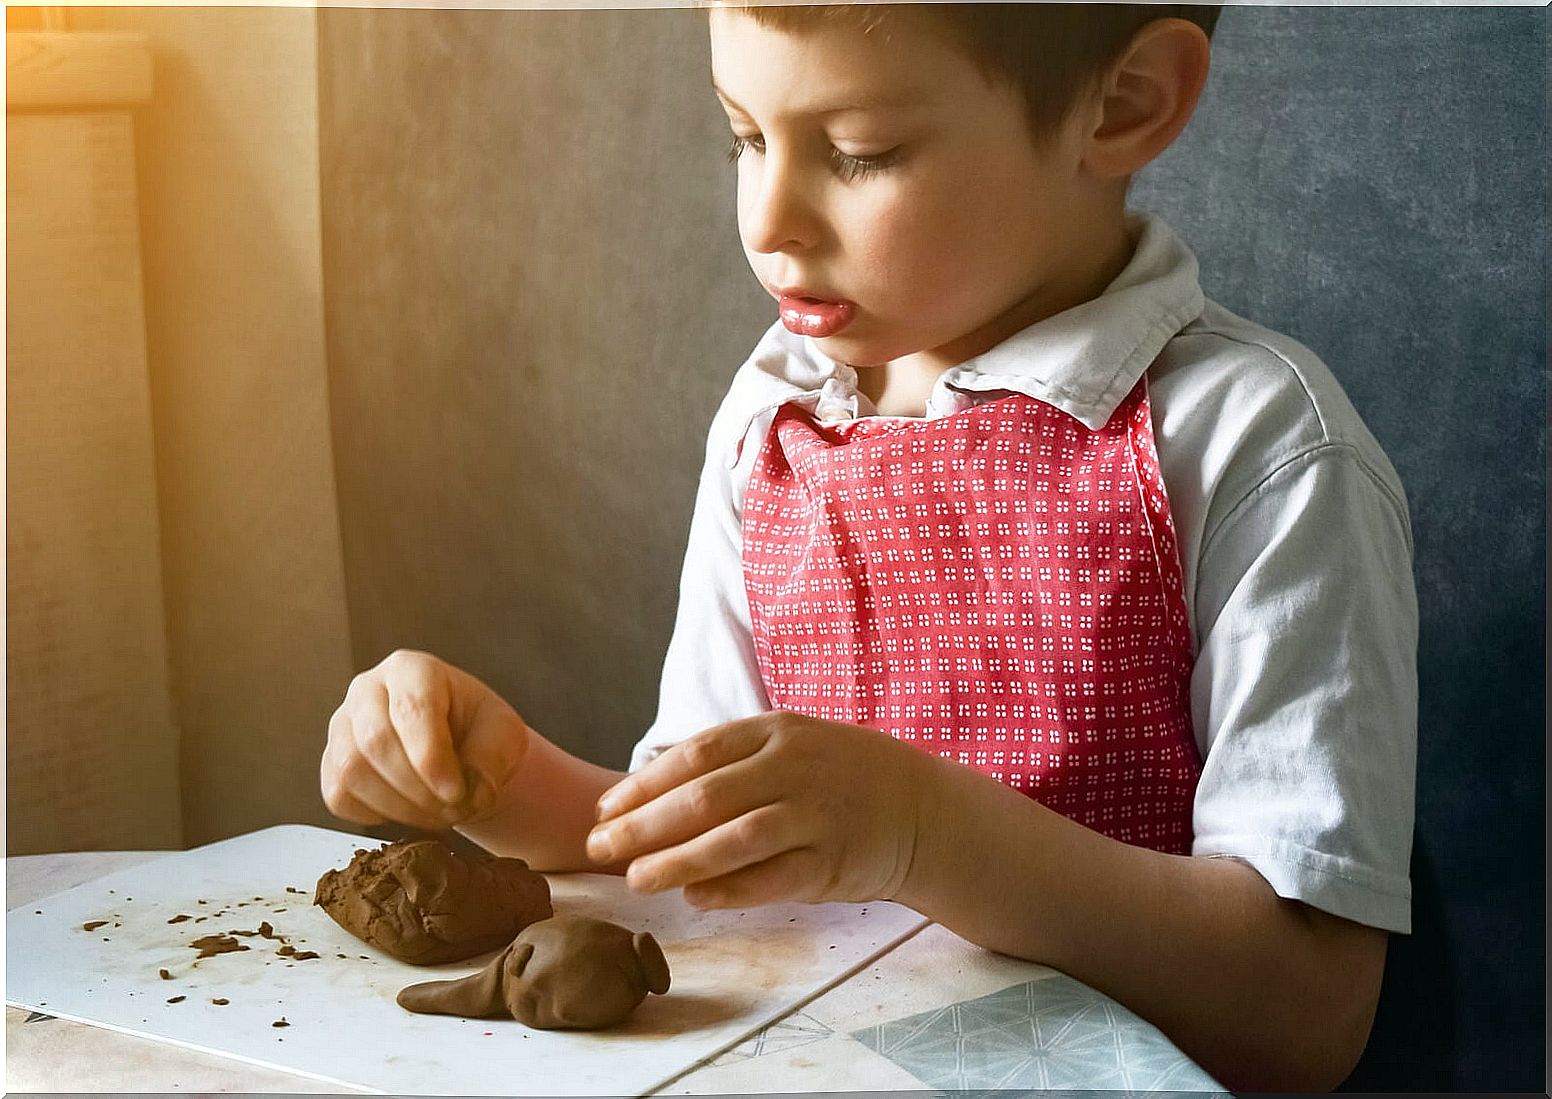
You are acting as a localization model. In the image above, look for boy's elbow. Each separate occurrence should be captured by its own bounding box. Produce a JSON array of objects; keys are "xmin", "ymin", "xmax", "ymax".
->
[
  {"xmin": 1209, "ymin": 996, "xmax": 1379, "ymax": 1092},
  {"xmin": 1234, "ymin": 1013, "xmax": 1377, "ymax": 1093},
  {"xmin": 1215, "ymin": 903, "xmax": 1388, "ymax": 1092},
  {"xmin": 1304, "ymin": 908, "xmax": 1388, "ymax": 1090},
  {"xmin": 1218, "ymin": 1044, "xmax": 1365, "ymax": 1094}
]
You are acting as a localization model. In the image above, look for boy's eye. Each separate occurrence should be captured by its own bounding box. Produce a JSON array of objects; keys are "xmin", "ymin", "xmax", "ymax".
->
[
  {"xmin": 724, "ymin": 133, "xmax": 901, "ymax": 181},
  {"xmin": 830, "ymin": 146, "xmax": 901, "ymax": 183},
  {"xmin": 726, "ymin": 134, "xmax": 764, "ymax": 162}
]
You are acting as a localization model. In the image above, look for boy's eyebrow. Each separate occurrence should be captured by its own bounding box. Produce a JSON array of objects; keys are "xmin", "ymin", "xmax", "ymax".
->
[{"xmin": 712, "ymin": 82, "xmax": 927, "ymax": 118}]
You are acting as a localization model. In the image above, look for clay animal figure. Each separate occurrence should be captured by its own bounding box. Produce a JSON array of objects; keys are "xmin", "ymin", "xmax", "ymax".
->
[
  {"xmin": 315, "ymin": 839, "xmax": 551, "ymax": 964},
  {"xmin": 397, "ymin": 915, "xmax": 671, "ymax": 1030}
]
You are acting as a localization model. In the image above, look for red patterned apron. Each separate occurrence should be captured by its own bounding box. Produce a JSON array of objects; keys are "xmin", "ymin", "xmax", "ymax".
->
[{"xmin": 741, "ymin": 378, "xmax": 1201, "ymax": 854}]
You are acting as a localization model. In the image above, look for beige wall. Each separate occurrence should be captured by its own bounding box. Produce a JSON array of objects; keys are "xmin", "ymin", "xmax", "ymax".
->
[
  {"xmin": 8, "ymin": 5, "xmax": 764, "ymax": 851},
  {"xmin": 55, "ymin": 7, "xmax": 354, "ymax": 845},
  {"xmin": 7, "ymin": 37, "xmax": 181, "ymax": 853}
]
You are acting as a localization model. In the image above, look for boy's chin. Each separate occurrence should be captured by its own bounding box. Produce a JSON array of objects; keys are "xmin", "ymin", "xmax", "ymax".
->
[{"xmin": 809, "ymin": 333, "xmax": 892, "ymax": 370}]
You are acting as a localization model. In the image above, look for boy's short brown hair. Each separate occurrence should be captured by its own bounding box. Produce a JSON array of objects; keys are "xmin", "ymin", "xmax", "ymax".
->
[{"xmin": 722, "ymin": 3, "xmax": 1222, "ymax": 147}]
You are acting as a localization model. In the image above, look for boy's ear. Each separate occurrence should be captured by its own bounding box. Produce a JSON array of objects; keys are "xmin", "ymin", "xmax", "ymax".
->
[{"xmin": 1082, "ymin": 17, "xmax": 1212, "ymax": 180}]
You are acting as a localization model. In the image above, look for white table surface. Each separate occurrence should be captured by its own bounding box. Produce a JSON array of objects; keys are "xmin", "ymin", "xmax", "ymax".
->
[{"xmin": 7, "ymin": 851, "xmax": 1224, "ymax": 1094}]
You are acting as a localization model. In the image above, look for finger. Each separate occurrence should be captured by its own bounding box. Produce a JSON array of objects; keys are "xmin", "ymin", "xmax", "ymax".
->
[
  {"xmin": 596, "ymin": 720, "xmax": 770, "ymax": 822},
  {"xmin": 623, "ymin": 804, "xmax": 796, "ymax": 894},
  {"xmin": 346, "ymin": 682, "xmax": 454, "ymax": 816},
  {"xmin": 682, "ymin": 848, "xmax": 822, "ymax": 910},
  {"xmin": 348, "ymin": 762, "xmax": 459, "ymax": 833},
  {"xmin": 588, "ymin": 755, "xmax": 768, "ymax": 865},
  {"xmin": 380, "ymin": 659, "xmax": 465, "ymax": 804},
  {"xmin": 320, "ymin": 741, "xmax": 387, "ymax": 826},
  {"xmin": 327, "ymin": 786, "xmax": 387, "ymax": 828},
  {"xmin": 448, "ymin": 686, "xmax": 528, "ymax": 819},
  {"xmin": 325, "ymin": 734, "xmax": 458, "ymax": 833}
]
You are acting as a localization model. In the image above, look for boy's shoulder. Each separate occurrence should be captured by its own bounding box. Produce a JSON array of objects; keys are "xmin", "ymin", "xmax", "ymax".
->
[
  {"xmin": 702, "ymin": 322, "xmax": 823, "ymax": 465},
  {"xmin": 1150, "ymin": 296, "xmax": 1409, "ymax": 523}
]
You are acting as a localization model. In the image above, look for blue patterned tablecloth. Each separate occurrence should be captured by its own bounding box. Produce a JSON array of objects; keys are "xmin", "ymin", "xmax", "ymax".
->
[
  {"xmin": 676, "ymin": 924, "xmax": 1226, "ymax": 1095},
  {"xmin": 853, "ymin": 975, "xmax": 1222, "ymax": 1092}
]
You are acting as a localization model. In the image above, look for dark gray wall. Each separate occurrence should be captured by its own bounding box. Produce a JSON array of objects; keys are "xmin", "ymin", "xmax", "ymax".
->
[
  {"xmin": 1136, "ymin": 7, "xmax": 1544, "ymax": 1090},
  {"xmin": 319, "ymin": 6, "xmax": 1545, "ymax": 1089}
]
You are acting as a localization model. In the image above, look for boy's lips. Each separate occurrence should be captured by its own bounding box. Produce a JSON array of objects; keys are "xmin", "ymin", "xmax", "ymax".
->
[{"xmin": 775, "ymin": 289, "xmax": 857, "ymax": 338}]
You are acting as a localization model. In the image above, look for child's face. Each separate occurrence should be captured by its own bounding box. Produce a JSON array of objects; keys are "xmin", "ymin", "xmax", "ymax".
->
[{"xmin": 710, "ymin": 9, "xmax": 1130, "ymax": 373}]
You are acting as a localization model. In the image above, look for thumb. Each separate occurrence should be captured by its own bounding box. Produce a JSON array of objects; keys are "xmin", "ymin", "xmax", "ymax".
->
[{"xmin": 454, "ymin": 689, "xmax": 529, "ymax": 819}]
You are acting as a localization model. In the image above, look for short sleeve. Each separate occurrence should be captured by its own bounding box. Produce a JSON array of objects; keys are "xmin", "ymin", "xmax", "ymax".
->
[
  {"xmin": 1189, "ymin": 443, "xmax": 1418, "ymax": 933},
  {"xmin": 627, "ymin": 407, "xmax": 772, "ymax": 772}
]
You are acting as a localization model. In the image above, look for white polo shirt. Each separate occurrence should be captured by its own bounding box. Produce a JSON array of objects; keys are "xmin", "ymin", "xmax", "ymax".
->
[{"xmin": 630, "ymin": 208, "xmax": 1418, "ymax": 935}]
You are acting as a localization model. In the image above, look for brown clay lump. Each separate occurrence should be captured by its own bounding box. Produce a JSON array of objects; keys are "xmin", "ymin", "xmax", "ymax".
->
[
  {"xmin": 314, "ymin": 839, "xmax": 551, "ymax": 965},
  {"xmin": 396, "ymin": 915, "xmax": 670, "ymax": 1030}
]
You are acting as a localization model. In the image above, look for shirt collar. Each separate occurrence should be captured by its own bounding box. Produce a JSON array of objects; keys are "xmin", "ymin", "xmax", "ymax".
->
[{"xmin": 723, "ymin": 207, "xmax": 1205, "ymax": 465}]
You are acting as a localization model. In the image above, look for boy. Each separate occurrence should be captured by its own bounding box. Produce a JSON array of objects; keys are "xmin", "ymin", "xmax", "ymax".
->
[{"xmin": 320, "ymin": 5, "xmax": 1417, "ymax": 1089}]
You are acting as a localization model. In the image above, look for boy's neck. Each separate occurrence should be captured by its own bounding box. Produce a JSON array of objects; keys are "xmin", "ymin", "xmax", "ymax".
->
[
  {"xmin": 854, "ymin": 211, "xmax": 1140, "ymax": 419},
  {"xmin": 854, "ymin": 358, "xmax": 945, "ymax": 418}
]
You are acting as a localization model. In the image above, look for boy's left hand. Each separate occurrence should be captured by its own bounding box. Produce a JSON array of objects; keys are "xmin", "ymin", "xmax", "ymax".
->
[{"xmin": 587, "ymin": 712, "xmax": 929, "ymax": 909}]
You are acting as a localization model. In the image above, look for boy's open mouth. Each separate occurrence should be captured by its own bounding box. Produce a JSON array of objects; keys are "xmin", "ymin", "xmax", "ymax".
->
[{"xmin": 776, "ymin": 293, "xmax": 856, "ymax": 339}]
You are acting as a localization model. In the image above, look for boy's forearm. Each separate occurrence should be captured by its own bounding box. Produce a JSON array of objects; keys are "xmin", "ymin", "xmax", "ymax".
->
[
  {"xmin": 455, "ymin": 730, "xmax": 628, "ymax": 873},
  {"xmin": 896, "ymin": 755, "xmax": 1386, "ymax": 1092}
]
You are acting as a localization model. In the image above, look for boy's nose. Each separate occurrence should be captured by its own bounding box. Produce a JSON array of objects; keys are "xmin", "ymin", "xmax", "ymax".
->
[{"xmin": 741, "ymin": 156, "xmax": 818, "ymax": 255}]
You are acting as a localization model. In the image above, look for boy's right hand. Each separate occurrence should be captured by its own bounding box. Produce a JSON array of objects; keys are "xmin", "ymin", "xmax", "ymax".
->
[{"xmin": 320, "ymin": 649, "xmax": 529, "ymax": 832}]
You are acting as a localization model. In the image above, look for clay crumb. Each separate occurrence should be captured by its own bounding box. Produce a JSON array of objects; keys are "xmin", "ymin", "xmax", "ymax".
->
[
  {"xmin": 82, "ymin": 920, "xmax": 109, "ymax": 931},
  {"xmin": 272, "ymin": 1018, "xmax": 289, "ymax": 1028},
  {"xmin": 197, "ymin": 899, "xmax": 207, "ymax": 905},
  {"xmin": 293, "ymin": 951, "xmax": 320, "ymax": 961},
  {"xmin": 273, "ymin": 908, "xmax": 288, "ymax": 913},
  {"xmin": 259, "ymin": 922, "xmax": 277, "ymax": 939},
  {"xmin": 166, "ymin": 996, "xmax": 185, "ymax": 1004},
  {"xmin": 167, "ymin": 915, "xmax": 192, "ymax": 924},
  {"xmin": 158, "ymin": 969, "xmax": 173, "ymax": 980},
  {"xmin": 286, "ymin": 887, "xmax": 305, "ymax": 895},
  {"xmin": 277, "ymin": 945, "xmax": 296, "ymax": 957},
  {"xmin": 336, "ymin": 953, "xmax": 348, "ymax": 959},
  {"xmin": 212, "ymin": 998, "xmax": 229, "ymax": 1006},
  {"xmin": 190, "ymin": 935, "xmax": 250, "ymax": 959}
]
